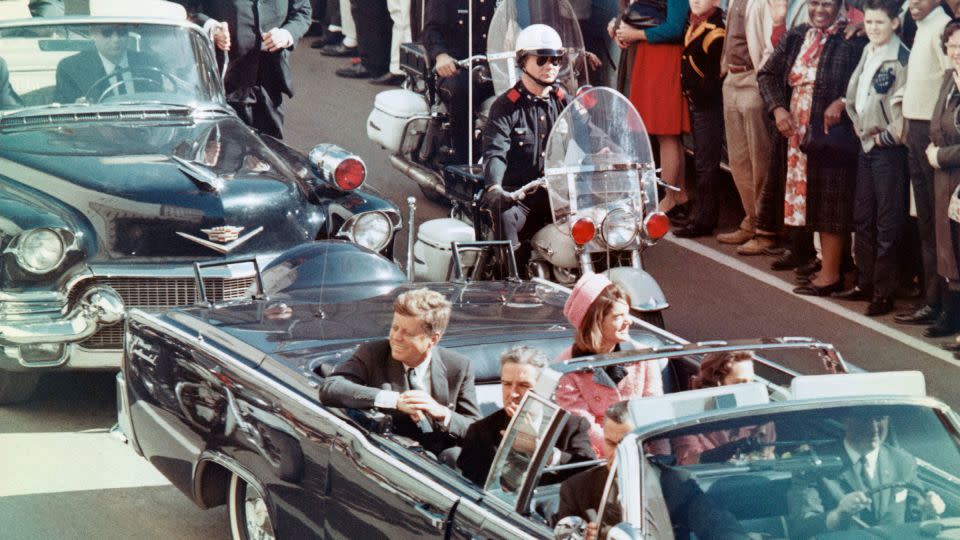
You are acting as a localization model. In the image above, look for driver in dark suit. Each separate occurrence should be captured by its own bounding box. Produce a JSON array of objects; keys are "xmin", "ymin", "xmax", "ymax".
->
[
  {"xmin": 0, "ymin": 58, "xmax": 22, "ymax": 109},
  {"xmin": 318, "ymin": 288, "xmax": 481, "ymax": 455},
  {"xmin": 787, "ymin": 413, "xmax": 945, "ymax": 539},
  {"xmin": 55, "ymin": 25, "xmax": 154, "ymax": 104}
]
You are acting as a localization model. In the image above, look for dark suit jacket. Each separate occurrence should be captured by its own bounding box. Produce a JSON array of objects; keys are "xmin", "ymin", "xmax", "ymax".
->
[
  {"xmin": 178, "ymin": 0, "xmax": 311, "ymax": 98},
  {"xmin": 318, "ymin": 339, "xmax": 481, "ymax": 449},
  {"xmin": 54, "ymin": 50, "xmax": 154, "ymax": 104},
  {"xmin": 558, "ymin": 463, "xmax": 610, "ymax": 523},
  {"xmin": 787, "ymin": 442, "xmax": 918, "ymax": 539},
  {"xmin": 457, "ymin": 408, "xmax": 596, "ymax": 486},
  {"xmin": 0, "ymin": 58, "xmax": 22, "ymax": 109}
]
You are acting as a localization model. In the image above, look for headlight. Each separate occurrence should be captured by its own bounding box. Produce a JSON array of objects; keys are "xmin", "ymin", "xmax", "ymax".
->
[
  {"xmin": 349, "ymin": 212, "xmax": 391, "ymax": 252},
  {"xmin": 600, "ymin": 208, "xmax": 637, "ymax": 249},
  {"xmin": 16, "ymin": 228, "xmax": 65, "ymax": 274}
]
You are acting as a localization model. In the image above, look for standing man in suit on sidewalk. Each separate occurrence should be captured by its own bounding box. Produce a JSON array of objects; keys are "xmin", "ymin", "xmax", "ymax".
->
[
  {"xmin": 178, "ymin": 0, "xmax": 311, "ymax": 139},
  {"xmin": 318, "ymin": 288, "xmax": 481, "ymax": 454}
]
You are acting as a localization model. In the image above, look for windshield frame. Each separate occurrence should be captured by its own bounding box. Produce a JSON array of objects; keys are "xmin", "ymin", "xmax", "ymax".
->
[{"xmin": 0, "ymin": 16, "xmax": 226, "ymax": 115}]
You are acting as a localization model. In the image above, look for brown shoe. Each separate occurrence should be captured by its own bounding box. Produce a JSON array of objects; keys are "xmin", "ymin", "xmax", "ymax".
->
[
  {"xmin": 736, "ymin": 235, "xmax": 776, "ymax": 256},
  {"xmin": 717, "ymin": 229, "xmax": 753, "ymax": 245}
]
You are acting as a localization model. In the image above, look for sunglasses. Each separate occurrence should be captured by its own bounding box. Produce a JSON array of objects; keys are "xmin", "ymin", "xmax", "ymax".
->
[{"xmin": 535, "ymin": 55, "xmax": 563, "ymax": 67}]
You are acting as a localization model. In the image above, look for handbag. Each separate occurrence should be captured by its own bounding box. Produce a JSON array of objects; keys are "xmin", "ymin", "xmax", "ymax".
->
[
  {"xmin": 620, "ymin": 0, "xmax": 666, "ymax": 29},
  {"xmin": 949, "ymin": 184, "xmax": 960, "ymax": 224},
  {"xmin": 799, "ymin": 120, "xmax": 860, "ymax": 162}
]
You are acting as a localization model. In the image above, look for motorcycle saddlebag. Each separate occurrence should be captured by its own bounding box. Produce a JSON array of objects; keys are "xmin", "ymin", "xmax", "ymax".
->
[
  {"xmin": 444, "ymin": 164, "xmax": 485, "ymax": 202},
  {"xmin": 367, "ymin": 89, "xmax": 429, "ymax": 153}
]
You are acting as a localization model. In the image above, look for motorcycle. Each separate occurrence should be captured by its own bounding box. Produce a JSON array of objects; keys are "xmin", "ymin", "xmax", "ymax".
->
[{"xmin": 405, "ymin": 2, "xmax": 670, "ymax": 326}]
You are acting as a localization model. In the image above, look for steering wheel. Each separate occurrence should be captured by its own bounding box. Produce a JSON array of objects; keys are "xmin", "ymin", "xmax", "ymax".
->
[
  {"xmin": 85, "ymin": 66, "xmax": 193, "ymax": 104},
  {"xmin": 861, "ymin": 482, "xmax": 940, "ymax": 523}
]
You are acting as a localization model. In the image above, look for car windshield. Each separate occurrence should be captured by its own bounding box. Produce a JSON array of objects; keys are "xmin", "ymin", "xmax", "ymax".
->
[
  {"xmin": 0, "ymin": 21, "xmax": 223, "ymax": 112},
  {"xmin": 636, "ymin": 404, "xmax": 960, "ymax": 539}
]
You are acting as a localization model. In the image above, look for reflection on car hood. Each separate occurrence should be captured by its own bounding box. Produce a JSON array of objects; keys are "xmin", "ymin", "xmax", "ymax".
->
[{"xmin": 0, "ymin": 115, "xmax": 322, "ymax": 261}]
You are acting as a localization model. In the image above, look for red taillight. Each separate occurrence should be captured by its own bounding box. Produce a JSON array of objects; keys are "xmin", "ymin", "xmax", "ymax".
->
[
  {"xmin": 644, "ymin": 212, "xmax": 670, "ymax": 240},
  {"xmin": 571, "ymin": 217, "xmax": 596, "ymax": 245},
  {"xmin": 334, "ymin": 158, "xmax": 366, "ymax": 190}
]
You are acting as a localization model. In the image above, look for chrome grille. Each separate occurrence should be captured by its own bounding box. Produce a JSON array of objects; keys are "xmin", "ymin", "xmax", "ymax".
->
[{"xmin": 74, "ymin": 276, "xmax": 257, "ymax": 350}]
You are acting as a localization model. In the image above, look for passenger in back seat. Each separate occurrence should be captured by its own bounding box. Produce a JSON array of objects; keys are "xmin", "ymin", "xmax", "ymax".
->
[
  {"xmin": 0, "ymin": 58, "xmax": 23, "ymax": 109},
  {"xmin": 457, "ymin": 345, "xmax": 596, "ymax": 486}
]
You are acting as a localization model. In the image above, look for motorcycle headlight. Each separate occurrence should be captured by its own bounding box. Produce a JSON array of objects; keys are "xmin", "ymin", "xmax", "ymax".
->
[
  {"xmin": 600, "ymin": 208, "xmax": 637, "ymax": 249},
  {"xmin": 16, "ymin": 228, "xmax": 66, "ymax": 274},
  {"xmin": 348, "ymin": 212, "xmax": 392, "ymax": 252}
]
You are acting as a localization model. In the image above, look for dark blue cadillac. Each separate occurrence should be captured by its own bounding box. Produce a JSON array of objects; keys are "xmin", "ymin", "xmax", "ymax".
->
[{"xmin": 0, "ymin": 11, "xmax": 400, "ymax": 402}]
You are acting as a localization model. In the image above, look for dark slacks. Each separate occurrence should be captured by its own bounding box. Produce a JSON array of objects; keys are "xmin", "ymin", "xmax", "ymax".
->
[
  {"xmin": 229, "ymin": 85, "xmax": 285, "ymax": 139},
  {"xmin": 437, "ymin": 70, "xmax": 494, "ymax": 163},
  {"xmin": 351, "ymin": 0, "xmax": 391, "ymax": 75},
  {"xmin": 686, "ymin": 98, "xmax": 724, "ymax": 230},
  {"xmin": 489, "ymin": 188, "xmax": 551, "ymax": 276},
  {"xmin": 853, "ymin": 146, "xmax": 909, "ymax": 297},
  {"xmin": 906, "ymin": 119, "xmax": 943, "ymax": 308}
]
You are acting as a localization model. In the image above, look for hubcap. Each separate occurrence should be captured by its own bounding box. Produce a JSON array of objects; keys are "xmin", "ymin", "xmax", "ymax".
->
[{"xmin": 242, "ymin": 486, "xmax": 275, "ymax": 540}]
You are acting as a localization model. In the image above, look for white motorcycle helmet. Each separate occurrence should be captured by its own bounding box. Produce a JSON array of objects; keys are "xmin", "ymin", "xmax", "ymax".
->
[{"xmin": 514, "ymin": 24, "xmax": 565, "ymax": 86}]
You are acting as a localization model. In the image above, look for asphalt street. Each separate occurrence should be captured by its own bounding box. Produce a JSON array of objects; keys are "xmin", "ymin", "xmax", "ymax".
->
[{"xmin": 2, "ymin": 40, "xmax": 958, "ymax": 540}]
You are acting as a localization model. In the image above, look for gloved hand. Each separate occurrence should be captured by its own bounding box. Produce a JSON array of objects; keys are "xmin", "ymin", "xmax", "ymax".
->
[{"xmin": 482, "ymin": 185, "xmax": 515, "ymax": 208}]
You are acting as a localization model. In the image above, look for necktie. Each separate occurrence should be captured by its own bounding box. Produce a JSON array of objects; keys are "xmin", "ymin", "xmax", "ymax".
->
[
  {"xmin": 406, "ymin": 368, "xmax": 422, "ymax": 392},
  {"xmin": 858, "ymin": 456, "xmax": 877, "ymax": 521}
]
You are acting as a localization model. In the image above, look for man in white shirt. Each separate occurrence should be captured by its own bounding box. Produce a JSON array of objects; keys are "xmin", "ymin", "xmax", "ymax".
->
[
  {"xmin": 788, "ymin": 413, "xmax": 944, "ymax": 538},
  {"xmin": 318, "ymin": 288, "xmax": 481, "ymax": 454},
  {"xmin": 895, "ymin": 0, "xmax": 952, "ymax": 327},
  {"xmin": 55, "ymin": 25, "xmax": 151, "ymax": 104}
]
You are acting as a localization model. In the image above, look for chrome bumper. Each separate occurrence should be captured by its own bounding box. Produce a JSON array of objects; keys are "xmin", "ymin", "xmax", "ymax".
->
[
  {"xmin": 115, "ymin": 371, "xmax": 142, "ymax": 455},
  {"xmin": 0, "ymin": 286, "xmax": 124, "ymax": 346}
]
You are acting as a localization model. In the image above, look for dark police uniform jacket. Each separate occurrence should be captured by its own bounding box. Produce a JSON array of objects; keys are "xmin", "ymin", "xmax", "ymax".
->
[
  {"xmin": 482, "ymin": 81, "xmax": 570, "ymax": 190},
  {"xmin": 421, "ymin": 0, "xmax": 497, "ymax": 64}
]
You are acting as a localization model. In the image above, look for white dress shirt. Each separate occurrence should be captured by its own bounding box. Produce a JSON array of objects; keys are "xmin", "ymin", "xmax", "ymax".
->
[
  {"xmin": 98, "ymin": 52, "xmax": 134, "ymax": 96},
  {"xmin": 844, "ymin": 439, "xmax": 881, "ymax": 484}
]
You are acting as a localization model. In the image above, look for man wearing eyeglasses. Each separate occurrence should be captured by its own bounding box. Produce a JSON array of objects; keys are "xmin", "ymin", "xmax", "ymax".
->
[
  {"xmin": 481, "ymin": 24, "xmax": 570, "ymax": 278},
  {"xmin": 54, "ymin": 25, "xmax": 154, "ymax": 104}
]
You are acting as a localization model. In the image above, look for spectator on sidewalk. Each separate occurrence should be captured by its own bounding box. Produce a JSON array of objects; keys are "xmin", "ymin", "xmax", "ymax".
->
[
  {"xmin": 922, "ymin": 20, "xmax": 960, "ymax": 337},
  {"xmin": 374, "ymin": 0, "xmax": 412, "ymax": 86},
  {"xmin": 674, "ymin": 0, "xmax": 727, "ymax": 238},
  {"xmin": 612, "ymin": 0, "xmax": 692, "ymax": 224},
  {"xmin": 893, "ymin": 0, "xmax": 951, "ymax": 327},
  {"xmin": 841, "ymin": 0, "xmax": 909, "ymax": 316},
  {"xmin": 715, "ymin": 0, "xmax": 780, "ymax": 255},
  {"xmin": 317, "ymin": 0, "xmax": 359, "ymax": 57},
  {"xmin": 337, "ymin": 0, "xmax": 392, "ymax": 79},
  {"xmin": 757, "ymin": 0, "xmax": 867, "ymax": 297}
]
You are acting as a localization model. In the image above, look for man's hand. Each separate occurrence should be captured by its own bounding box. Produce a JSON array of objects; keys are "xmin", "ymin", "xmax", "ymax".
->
[
  {"xmin": 769, "ymin": 0, "xmax": 788, "ymax": 25},
  {"xmin": 844, "ymin": 21, "xmax": 865, "ymax": 40},
  {"xmin": 398, "ymin": 390, "xmax": 450, "ymax": 424},
  {"xmin": 435, "ymin": 53, "xmax": 459, "ymax": 78},
  {"xmin": 615, "ymin": 25, "xmax": 645, "ymax": 47},
  {"xmin": 925, "ymin": 491, "xmax": 947, "ymax": 515},
  {"xmin": 262, "ymin": 28, "xmax": 294, "ymax": 52},
  {"xmin": 585, "ymin": 522, "xmax": 599, "ymax": 540},
  {"xmin": 585, "ymin": 51, "xmax": 602, "ymax": 71},
  {"xmin": 607, "ymin": 17, "xmax": 618, "ymax": 39},
  {"xmin": 213, "ymin": 22, "xmax": 231, "ymax": 52},
  {"xmin": 482, "ymin": 184, "xmax": 515, "ymax": 208},
  {"xmin": 773, "ymin": 107, "xmax": 797, "ymax": 138},
  {"xmin": 827, "ymin": 491, "xmax": 871, "ymax": 528}
]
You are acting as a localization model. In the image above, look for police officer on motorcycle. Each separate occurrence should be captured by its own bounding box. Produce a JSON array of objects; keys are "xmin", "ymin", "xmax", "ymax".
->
[
  {"xmin": 481, "ymin": 24, "xmax": 570, "ymax": 277},
  {"xmin": 421, "ymin": 0, "xmax": 497, "ymax": 163}
]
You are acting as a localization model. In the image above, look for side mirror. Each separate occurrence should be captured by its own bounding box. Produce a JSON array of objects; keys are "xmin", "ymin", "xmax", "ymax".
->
[{"xmin": 553, "ymin": 516, "xmax": 587, "ymax": 540}]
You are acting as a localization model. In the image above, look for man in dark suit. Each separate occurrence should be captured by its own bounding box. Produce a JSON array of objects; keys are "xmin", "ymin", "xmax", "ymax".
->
[
  {"xmin": 457, "ymin": 346, "xmax": 595, "ymax": 486},
  {"xmin": 177, "ymin": 0, "xmax": 311, "ymax": 139},
  {"xmin": 318, "ymin": 288, "xmax": 481, "ymax": 454},
  {"xmin": 788, "ymin": 414, "xmax": 945, "ymax": 538},
  {"xmin": 55, "ymin": 25, "xmax": 155, "ymax": 104},
  {"xmin": 558, "ymin": 401, "xmax": 747, "ymax": 540},
  {"xmin": 0, "ymin": 58, "xmax": 22, "ymax": 109}
]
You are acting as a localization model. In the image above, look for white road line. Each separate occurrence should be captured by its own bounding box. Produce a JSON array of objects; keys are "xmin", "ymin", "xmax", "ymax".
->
[
  {"xmin": 666, "ymin": 234, "xmax": 960, "ymax": 368},
  {"xmin": 0, "ymin": 432, "xmax": 170, "ymax": 497}
]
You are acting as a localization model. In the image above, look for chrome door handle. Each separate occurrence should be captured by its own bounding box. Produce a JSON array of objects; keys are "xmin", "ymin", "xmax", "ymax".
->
[{"xmin": 414, "ymin": 503, "xmax": 446, "ymax": 530}]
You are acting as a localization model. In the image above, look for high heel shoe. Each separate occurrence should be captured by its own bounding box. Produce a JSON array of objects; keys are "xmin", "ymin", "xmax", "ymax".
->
[{"xmin": 793, "ymin": 280, "xmax": 843, "ymax": 297}]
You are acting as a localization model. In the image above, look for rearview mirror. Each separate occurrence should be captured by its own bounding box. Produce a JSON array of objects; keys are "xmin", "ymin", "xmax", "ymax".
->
[{"xmin": 553, "ymin": 516, "xmax": 586, "ymax": 540}]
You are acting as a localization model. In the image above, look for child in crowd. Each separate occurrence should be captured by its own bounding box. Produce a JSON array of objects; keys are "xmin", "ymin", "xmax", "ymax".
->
[
  {"xmin": 674, "ymin": 0, "xmax": 726, "ymax": 238},
  {"xmin": 843, "ymin": 0, "xmax": 911, "ymax": 316}
]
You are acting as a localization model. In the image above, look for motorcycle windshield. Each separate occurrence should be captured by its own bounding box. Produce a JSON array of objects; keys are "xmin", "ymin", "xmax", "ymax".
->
[
  {"xmin": 543, "ymin": 87, "xmax": 657, "ymax": 225},
  {"xmin": 486, "ymin": 0, "xmax": 588, "ymax": 96}
]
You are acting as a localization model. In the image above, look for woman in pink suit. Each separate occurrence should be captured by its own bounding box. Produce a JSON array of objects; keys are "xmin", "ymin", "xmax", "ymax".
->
[{"xmin": 554, "ymin": 273, "xmax": 663, "ymax": 457}]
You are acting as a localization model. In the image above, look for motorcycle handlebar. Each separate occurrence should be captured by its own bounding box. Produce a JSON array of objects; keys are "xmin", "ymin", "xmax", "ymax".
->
[{"xmin": 506, "ymin": 178, "xmax": 546, "ymax": 201}]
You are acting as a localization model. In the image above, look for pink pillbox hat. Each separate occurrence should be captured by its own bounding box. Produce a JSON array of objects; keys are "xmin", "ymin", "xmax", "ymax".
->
[{"xmin": 563, "ymin": 273, "xmax": 614, "ymax": 328}]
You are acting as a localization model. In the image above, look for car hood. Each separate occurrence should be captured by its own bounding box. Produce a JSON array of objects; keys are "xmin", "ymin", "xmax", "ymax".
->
[{"xmin": 0, "ymin": 116, "xmax": 322, "ymax": 261}]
